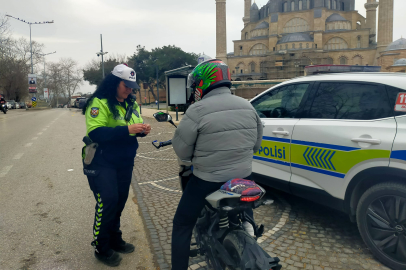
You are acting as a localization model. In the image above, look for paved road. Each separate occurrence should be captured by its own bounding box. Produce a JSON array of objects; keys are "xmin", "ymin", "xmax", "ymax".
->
[
  {"xmin": 0, "ymin": 108, "xmax": 393, "ymax": 270},
  {"xmin": 133, "ymin": 118, "xmax": 391, "ymax": 270},
  {"xmin": 0, "ymin": 109, "xmax": 155, "ymax": 270}
]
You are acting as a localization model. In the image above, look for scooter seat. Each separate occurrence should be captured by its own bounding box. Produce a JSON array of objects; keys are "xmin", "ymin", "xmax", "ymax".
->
[{"xmin": 220, "ymin": 179, "xmax": 263, "ymax": 197}]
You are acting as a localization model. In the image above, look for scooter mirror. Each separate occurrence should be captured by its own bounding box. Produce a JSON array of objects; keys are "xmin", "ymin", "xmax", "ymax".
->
[{"xmin": 153, "ymin": 112, "xmax": 172, "ymax": 122}]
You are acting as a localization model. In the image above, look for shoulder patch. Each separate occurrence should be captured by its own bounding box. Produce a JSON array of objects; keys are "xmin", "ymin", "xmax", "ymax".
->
[
  {"xmin": 90, "ymin": 107, "xmax": 99, "ymax": 118},
  {"xmin": 133, "ymin": 109, "xmax": 140, "ymax": 118}
]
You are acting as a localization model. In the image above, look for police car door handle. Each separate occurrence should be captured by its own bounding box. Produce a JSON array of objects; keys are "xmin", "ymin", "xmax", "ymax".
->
[
  {"xmin": 261, "ymin": 121, "xmax": 265, "ymax": 128},
  {"xmin": 351, "ymin": 138, "xmax": 381, "ymax": 145},
  {"xmin": 272, "ymin": 130, "xmax": 289, "ymax": 136}
]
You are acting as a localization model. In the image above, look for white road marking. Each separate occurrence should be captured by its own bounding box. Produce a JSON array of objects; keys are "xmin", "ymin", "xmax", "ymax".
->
[
  {"xmin": 68, "ymin": 169, "xmax": 74, "ymax": 172},
  {"xmin": 42, "ymin": 128, "xmax": 47, "ymax": 131},
  {"xmin": 257, "ymin": 195, "xmax": 291, "ymax": 244},
  {"xmin": 32, "ymin": 137, "xmax": 38, "ymax": 140},
  {"xmin": 37, "ymin": 132, "xmax": 43, "ymax": 135},
  {"xmin": 13, "ymin": 153, "xmax": 24, "ymax": 160},
  {"xmin": 0, "ymin": 165, "xmax": 13, "ymax": 178},
  {"xmin": 150, "ymin": 182, "xmax": 181, "ymax": 193},
  {"xmin": 25, "ymin": 143, "xmax": 33, "ymax": 147},
  {"xmin": 139, "ymin": 176, "xmax": 178, "ymax": 185},
  {"xmin": 136, "ymin": 155, "xmax": 177, "ymax": 161}
]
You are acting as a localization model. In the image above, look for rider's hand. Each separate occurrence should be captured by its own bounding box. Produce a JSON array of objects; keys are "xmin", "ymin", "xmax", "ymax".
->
[
  {"xmin": 128, "ymin": 124, "xmax": 146, "ymax": 134},
  {"xmin": 143, "ymin": 124, "xmax": 151, "ymax": 135}
]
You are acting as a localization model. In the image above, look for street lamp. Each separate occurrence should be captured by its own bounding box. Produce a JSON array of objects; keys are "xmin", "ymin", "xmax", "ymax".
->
[
  {"xmin": 36, "ymin": 51, "xmax": 56, "ymax": 100},
  {"xmin": 6, "ymin": 15, "xmax": 54, "ymax": 74},
  {"xmin": 97, "ymin": 34, "xmax": 108, "ymax": 78}
]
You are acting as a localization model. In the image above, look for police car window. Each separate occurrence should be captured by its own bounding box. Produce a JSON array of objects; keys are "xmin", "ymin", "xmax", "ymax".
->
[
  {"xmin": 309, "ymin": 83, "xmax": 393, "ymax": 120},
  {"xmin": 386, "ymin": 86, "xmax": 406, "ymax": 116},
  {"xmin": 251, "ymin": 83, "xmax": 308, "ymax": 118}
]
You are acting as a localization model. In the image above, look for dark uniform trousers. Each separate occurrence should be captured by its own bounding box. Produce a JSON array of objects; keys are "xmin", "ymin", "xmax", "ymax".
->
[
  {"xmin": 86, "ymin": 165, "xmax": 134, "ymax": 254},
  {"xmin": 171, "ymin": 174, "xmax": 254, "ymax": 270}
]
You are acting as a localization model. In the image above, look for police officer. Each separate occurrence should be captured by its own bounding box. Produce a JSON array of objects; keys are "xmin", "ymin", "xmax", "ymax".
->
[{"xmin": 82, "ymin": 64, "xmax": 151, "ymax": 266}]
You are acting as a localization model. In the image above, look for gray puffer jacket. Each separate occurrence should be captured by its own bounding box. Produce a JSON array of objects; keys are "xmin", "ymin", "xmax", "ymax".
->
[{"xmin": 172, "ymin": 87, "xmax": 263, "ymax": 183}]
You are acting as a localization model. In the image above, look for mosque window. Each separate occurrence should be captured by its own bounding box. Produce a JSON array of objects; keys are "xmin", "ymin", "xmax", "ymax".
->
[
  {"xmin": 307, "ymin": 0, "xmax": 311, "ymax": 9},
  {"xmin": 324, "ymin": 37, "xmax": 348, "ymax": 50},
  {"xmin": 260, "ymin": 62, "xmax": 266, "ymax": 73},
  {"xmin": 300, "ymin": 43, "xmax": 302, "ymax": 48},
  {"xmin": 353, "ymin": 55, "xmax": 362, "ymax": 65},
  {"xmin": 245, "ymin": 32, "xmax": 248, "ymax": 40},
  {"xmin": 249, "ymin": 44, "xmax": 269, "ymax": 55},
  {"xmin": 250, "ymin": 62, "xmax": 256, "ymax": 73},
  {"xmin": 326, "ymin": 0, "xmax": 331, "ymax": 9},
  {"xmin": 285, "ymin": 44, "xmax": 288, "ymax": 49},
  {"xmin": 299, "ymin": 0, "xmax": 303, "ymax": 10},
  {"xmin": 291, "ymin": 1, "xmax": 295, "ymax": 11},
  {"xmin": 292, "ymin": 43, "xmax": 296, "ymax": 49},
  {"xmin": 357, "ymin": 36, "xmax": 361, "ymax": 48},
  {"xmin": 283, "ymin": 18, "xmax": 310, "ymax": 33},
  {"xmin": 339, "ymin": 57, "xmax": 347, "ymax": 64},
  {"xmin": 306, "ymin": 43, "xmax": 309, "ymax": 48},
  {"xmin": 341, "ymin": 2, "xmax": 345, "ymax": 10},
  {"xmin": 283, "ymin": 2, "xmax": 288, "ymax": 12},
  {"xmin": 333, "ymin": 0, "xmax": 337, "ymax": 9}
]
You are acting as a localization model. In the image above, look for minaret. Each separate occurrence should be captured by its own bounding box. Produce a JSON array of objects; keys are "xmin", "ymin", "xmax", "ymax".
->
[
  {"xmin": 243, "ymin": 0, "xmax": 251, "ymax": 26},
  {"xmin": 216, "ymin": 0, "xmax": 227, "ymax": 63},
  {"xmin": 377, "ymin": 0, "xmax": 394, "ymax": 49},
  {"xmin": 365, "ymin": 0, "xmax": 379, "ymax": 43}
]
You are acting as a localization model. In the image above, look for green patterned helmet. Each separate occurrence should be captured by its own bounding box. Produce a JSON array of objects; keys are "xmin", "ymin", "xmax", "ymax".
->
[{"xmin": 187, "ymin": 59, "xmax": 232, "ymax": 102}]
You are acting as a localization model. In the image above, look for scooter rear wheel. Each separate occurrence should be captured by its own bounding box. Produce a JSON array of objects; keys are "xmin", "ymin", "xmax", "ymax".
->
[{"xmin": 222, "ymin": 231, "xmax": 246, "ymax": 270}]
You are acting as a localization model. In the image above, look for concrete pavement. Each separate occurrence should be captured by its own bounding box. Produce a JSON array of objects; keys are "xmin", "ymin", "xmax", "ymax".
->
[{"xmin": 0, "ymin": 109, "xmax": 155, "ymax": 270}]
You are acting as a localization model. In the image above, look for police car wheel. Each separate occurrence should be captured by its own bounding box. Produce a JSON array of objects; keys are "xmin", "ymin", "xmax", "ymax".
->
[{"xmin": 356, "ymin": 182, "xmax": 406, "ymax": 270}]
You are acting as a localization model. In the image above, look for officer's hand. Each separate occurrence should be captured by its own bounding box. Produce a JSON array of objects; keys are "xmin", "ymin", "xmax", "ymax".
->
[
  {"xmin": 144, "ymin": 124, "xmax": 151, "ymax": 135},
  {"xmin": 128, "ymin": 124, "xmax": 146, "ymax": 134}
]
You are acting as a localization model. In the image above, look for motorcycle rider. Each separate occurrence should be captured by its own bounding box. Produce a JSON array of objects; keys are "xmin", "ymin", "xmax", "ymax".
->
[
  {"xmin": 0, "ymin": 95, "xmax": 7, "ymax": 113},
  {"xmin": 171, "ymin": 59, "xmax": 263, "ymax": 269}
]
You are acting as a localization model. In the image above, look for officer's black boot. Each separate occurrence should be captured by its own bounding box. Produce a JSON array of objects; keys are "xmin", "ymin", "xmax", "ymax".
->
[
  {"xmin": 111, "ymin": 241, "xmax": 135, "ymax": 254},
  {"xmin": 94, "ymin": 249, "xmax": 122, "ymax": 267}
]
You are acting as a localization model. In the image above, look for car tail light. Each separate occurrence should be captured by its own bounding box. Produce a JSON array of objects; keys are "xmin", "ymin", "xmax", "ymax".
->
[{"xmin": 240, "ymin": 195, "xmax": 260, "ymax": 202}]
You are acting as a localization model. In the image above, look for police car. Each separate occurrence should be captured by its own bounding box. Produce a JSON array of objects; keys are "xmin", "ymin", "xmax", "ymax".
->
[{"xmin": 250, "ymin": 72, "xmax": 406, "ymax": 270}]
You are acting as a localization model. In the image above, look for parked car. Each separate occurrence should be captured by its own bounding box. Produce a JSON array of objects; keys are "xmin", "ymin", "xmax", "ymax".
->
[
  {"xmin": 6, "ymin": 102, "xmax": 12, "ymax": 109},
  {"xmin": 74, "ymin": 97, "xmax": 86, "ymax": 108},
  {"xmin": 19, "ymin": 102, "xmax": 26, "ymax": 109},
  {"xmin": 6, "ymin": 100, "xmax": 16, "ymax": 109},
  {"xmin": 78, "ymin": 98, "xmax": 88, "ymax": 109},
  {"xmin": 250, "ymin": 72, "xmax": 406, "ymax": 270},
  {"xmin": 15, "ymin": 102, "xmax": 20, "ymax": 109}
]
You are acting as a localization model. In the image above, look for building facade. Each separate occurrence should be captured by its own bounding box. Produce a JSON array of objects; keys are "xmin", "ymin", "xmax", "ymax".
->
[{"xmin": 215, "ymin": 0, "xmax": 403, "ymax": 80}]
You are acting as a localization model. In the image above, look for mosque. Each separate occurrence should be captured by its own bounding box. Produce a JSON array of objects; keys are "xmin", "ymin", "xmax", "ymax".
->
[{"xmin": 215, "ymin": 0, "xmax": 406, "ymax": 80}]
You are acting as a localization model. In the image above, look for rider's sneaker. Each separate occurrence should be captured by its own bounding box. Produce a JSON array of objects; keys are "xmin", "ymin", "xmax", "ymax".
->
[
  {"xmin": 94, "ymin": 250, "xmax": 122, "ymax": 267},
  {"xmin": 243, "ymin": 221, "xmax": 255, "ymax": 237}
]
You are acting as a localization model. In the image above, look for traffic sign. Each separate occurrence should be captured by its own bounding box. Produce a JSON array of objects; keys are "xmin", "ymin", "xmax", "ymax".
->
[
  {"xmin": 31, "ymin": 97, "xmax": 37, "ymax": 102},
  {"xmin": 395, "ymin": 92, "xmax": 406, "ymax": 112},
  {"xmin": 32, "ymin": 101, "xmax": 37, "ymax": 107}
]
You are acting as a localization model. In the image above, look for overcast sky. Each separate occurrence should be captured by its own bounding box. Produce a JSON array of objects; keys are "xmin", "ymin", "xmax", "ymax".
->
[{"xmin": 3, "ymin": 0, "xmax": 406, "ymax": 93}]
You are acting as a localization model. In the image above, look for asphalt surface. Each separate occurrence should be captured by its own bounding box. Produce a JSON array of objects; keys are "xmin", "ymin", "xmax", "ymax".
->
[
  {"xmin": 0, "ymin": 108, "xmax": 155, "ymax": 270},
  {"xmin": 0, "ymin": 108, "xmax": 393, "ymax": 270}
]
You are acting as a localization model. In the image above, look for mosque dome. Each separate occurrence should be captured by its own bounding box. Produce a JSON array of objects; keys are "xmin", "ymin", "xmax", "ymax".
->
[
  {"xmin": 277, "ymin": 33, "xmax": 313, "ymax": 44},
  {"xmin": 385, "ymin": 38, "xmax": 406, "ymax": 52},
  {"xmin": 250, "ymin": 3, "xmax": 259, "ymax": 10},
  {"xmin": 393, "ymin": 58, "xmax": 406, "ymax": 66},
  {"xmin": 254, "ymin": 21, "xmax": 269, "ymax": 30},
  {"xmin": 326, "ymin": 13, "xmax": 347, "ymax": 22}
]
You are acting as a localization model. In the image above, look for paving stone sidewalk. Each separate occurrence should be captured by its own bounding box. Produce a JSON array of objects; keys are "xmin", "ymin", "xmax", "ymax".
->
[{"xmin": 132, "ymin": 118, "xmax": 390, "ymax": 270}]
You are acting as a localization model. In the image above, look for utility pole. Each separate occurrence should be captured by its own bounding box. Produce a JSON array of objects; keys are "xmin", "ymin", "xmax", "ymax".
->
[
  {"xmin": 6, "ymin": 15, "xmax": 54, "ymax": 74},
  {"xmin": 37, "ymin": 51, "xmax": 56, "ymax": 101},
  {"xmin": 97, "ymin": 34, "xmax": 108, "ymax": 79}
]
